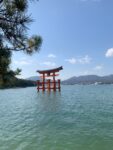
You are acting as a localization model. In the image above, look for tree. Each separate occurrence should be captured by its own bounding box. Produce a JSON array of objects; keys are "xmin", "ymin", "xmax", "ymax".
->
[
  {"xmin": 0, "ymin": 0, "xmax": 42, "ymax": 87},
  {"xmin": 0, "ymin": 0, "xmax": 42, "ymax": 54},
  {"xmin": 0, "ymin": 43, "xmax": 11, "ymax": 86},
  {"xmin": 0, "ymin": 41, "xmax": 22, "ymax": 87}
]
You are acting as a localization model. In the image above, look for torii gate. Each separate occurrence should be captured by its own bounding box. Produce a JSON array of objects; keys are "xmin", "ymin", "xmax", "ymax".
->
[{"xmin": 37, "ymin": 66, "xmax": 63, "ymax": 92}]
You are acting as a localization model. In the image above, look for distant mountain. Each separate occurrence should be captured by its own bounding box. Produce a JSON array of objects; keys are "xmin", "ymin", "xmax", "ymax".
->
[
  {"xmin": 62, "ymin": 75, "xmax": 113, "ymax": 85},
  {"xmin": 26, "ymin": 76, "xmax": 40, "ymax": 81}
]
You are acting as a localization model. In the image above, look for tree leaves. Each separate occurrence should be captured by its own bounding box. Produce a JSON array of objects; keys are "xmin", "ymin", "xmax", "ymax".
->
[
  {"xmin": 0, "ymin": 0, "xmax": 42, "ymax": 53},
  {"xmin": 0, "ymin": 0, "xmax": 42, "ymax": 87}
]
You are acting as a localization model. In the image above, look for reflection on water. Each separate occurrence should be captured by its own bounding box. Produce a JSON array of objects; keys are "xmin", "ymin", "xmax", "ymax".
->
[
  {"xmin": 0, "ymin": 85, "xmax": 113, "ymax": 150},
  {"xmin": 37, "ymin": 92, "xmax": 62, "ymax": 113}
]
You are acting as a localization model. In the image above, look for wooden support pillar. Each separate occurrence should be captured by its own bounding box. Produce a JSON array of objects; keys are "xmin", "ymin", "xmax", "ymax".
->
[
  {"xmin": 47, "ymin": 79, "xmax": 51, "ymax": 92},
  {"xmin": 42, "ymin": 73, "xmax": 45, "ymax": 92},
  {"xmin": 58, "ymin": 79, "xmax": 61, "ymax": 92},
  {"xmin": 53, "ymin": 72, "xmax": 56, "ymax": 91},
  {"xmin": 37, "ymin": 80, "xmax": 40, "ymax": 92}
]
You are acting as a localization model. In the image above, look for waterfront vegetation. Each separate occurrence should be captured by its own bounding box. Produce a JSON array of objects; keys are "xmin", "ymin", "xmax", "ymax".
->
[
  {"xmin": 0, "ymin": 77, "xmax": 36, "ymax": 89},
  {"xmin": 0, "ymin": 0, "xmax": 42, "ymax": 89}
]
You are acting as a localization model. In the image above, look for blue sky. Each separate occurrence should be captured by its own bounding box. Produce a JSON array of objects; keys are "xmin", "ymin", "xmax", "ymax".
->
[{"xmin": 11, "ymin": 0, "xmax": 113, "ymax": 79}]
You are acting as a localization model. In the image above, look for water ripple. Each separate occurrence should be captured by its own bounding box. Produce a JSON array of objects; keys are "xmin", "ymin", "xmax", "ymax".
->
[{"xmin": 0, "ymin": 85, "xmax": 113, "ymax": 150}]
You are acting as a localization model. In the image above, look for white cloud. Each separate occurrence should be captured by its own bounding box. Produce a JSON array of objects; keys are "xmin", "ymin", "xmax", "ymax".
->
[
  {"xmin": 65, "ymin": 58, "xmax": 77, "ymax": 64},
  {"xmin": 42, "ymin": 61, "xmax": 56, "ymax": 67},
  {"xmin": 12, "ymin": 57, "xmax": 33, "ymax": 66},
  {"xmin": 105, "ymin": 48, "xmax": 113, "ymax": 57},
  {"xmin": 65, "ymin": 55, "xmax": 91, "ymax": 65},
  {"xmin": 13, "ymin": 60, "xmax": 31, "ymax": 65},
  {"xmin": 78, "ymin": 55, "xmax": 91, "ymax": 64},
  {"xmin": 48, "ymin": 54, "xmax": 56, "ymax": 58},
  {"xmin": 94, "ymin": 65, "xmax": 103, "ymax": 70},
  {"xmin": 80, "ymin": 65, "xmax": 104, "ymax": 76}
]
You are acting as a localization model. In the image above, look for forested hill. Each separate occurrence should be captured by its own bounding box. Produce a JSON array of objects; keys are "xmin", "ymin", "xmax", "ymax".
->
[
  {"xmin": 62, "ymin": 75, "xmax": 113, "ymax": 85},
  {"xmin": 0, "ymin": 77, "xmax": 36, "ymax": 89}
]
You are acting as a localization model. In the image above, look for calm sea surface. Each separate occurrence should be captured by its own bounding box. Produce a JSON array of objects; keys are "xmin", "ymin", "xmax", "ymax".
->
[{"xmin": 0, "ymin": 85, "xmax": 113, "ymax": 150}]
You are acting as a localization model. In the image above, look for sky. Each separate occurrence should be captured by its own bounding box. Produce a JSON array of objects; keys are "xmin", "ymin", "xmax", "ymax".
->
[{"xmin": 11, "ymin": 0, "xmax": 113, "ymax": 80}]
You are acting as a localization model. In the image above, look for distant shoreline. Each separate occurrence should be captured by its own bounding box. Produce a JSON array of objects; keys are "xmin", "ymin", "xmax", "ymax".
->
[
  {"xmin": 0, "ymin": 78, "xmax": 36, "ymax": 89},
  {"xmin": 62, "ymin": 74, "xmax": 113, "ymax": 85}
]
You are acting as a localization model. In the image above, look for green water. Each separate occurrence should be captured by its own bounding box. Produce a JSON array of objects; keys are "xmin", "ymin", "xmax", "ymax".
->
[{"xmin": 0, "ymin": 85, "xmax": 113, "ymax": 150}]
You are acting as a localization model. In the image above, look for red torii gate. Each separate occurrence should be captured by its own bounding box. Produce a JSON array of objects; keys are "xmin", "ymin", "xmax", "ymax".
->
[{"xmin": 37, "ymin": 66, "xmax": 63, "ymax": 92}]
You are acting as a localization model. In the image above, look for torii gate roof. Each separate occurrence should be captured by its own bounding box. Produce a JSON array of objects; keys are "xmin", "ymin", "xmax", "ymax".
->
[{"xmin": 37, "ymin": 66, "xmax": 63, "ymax": 74}]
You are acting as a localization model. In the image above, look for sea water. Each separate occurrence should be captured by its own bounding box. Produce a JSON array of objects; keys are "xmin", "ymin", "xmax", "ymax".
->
[{"xmin": 0, "ymin": 85, "xmax": 113, "ymax": 150}]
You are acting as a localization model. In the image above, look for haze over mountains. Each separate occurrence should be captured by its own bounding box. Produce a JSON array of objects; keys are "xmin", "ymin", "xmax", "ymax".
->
[
  {"xmin": 62, "ymin": 75, "xmax": 113, "ymax": 85},
  {"xmin": 26, "ymin": 76, "xmax": 40, "ymax": 81},
  {"xmin": 26, "ymin": 75, "xmax": 113, "ymax": 85}
]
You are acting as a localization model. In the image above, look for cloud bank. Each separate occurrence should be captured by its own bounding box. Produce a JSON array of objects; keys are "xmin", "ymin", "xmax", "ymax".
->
[
  {"xmin": 41, "ymin": 61, "xmax": 56, "ymax": 67},
  {"xmin": 105, "ymin": 48, "xmax": 113, "ymax": 57},
  {"xmin": 65, "ymin": 55, "xmax": 91, "ymax": 64},
  {"xmin": 48, "ymin": 54, "xmax": 56, "ymax": 58}
]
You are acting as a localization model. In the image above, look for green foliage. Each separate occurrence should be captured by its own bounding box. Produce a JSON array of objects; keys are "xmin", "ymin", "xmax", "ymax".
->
[
  {"xmin": 0, "ymin": 43, "xmax": 22, "ymax": 87},
  {"xmin": 0, "ymin": 0, "xmax": 42, "ymax": 53},
  {"xmin": 0, "ymin": 77, "xmax": 36, "ymax": 89},
  {"xmin": 15, "ymin": 68, "xmax": 22, "ymax": 76},
  {"xmin": 0, "ymin": 0, "xmax": 42, "ymax": 88}
]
